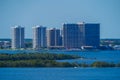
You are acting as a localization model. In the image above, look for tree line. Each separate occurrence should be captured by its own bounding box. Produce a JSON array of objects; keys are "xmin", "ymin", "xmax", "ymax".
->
[
  {"xmin": 0, "ymin": 53, "xmax": 80, "ymax": 61},
  {"xmin": 0, "ymin": 53, "xmax": 120, "ymax": 67}
]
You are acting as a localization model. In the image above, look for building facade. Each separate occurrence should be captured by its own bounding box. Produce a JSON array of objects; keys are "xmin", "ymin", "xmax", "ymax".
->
[
  {"xmin": 63, "ymin": 23, "xmax": 83, "ymax": 49},
  {"xmin": 32, "ymin": 26, "xmax": 47, "ymax": 49},
  {"xmin": 11, "ymin": 26, "xmax": 24, "ymax": 49},
  {"xmin": 63, "ymin": 22, "xmax": 100, "ymax": 49},
  {"xmin": 47, "ymin": 28, "xmax": 62, "ymax": 48},
  {"xmin": 84, "ymin": 23, "xmax": 100, "ymax": 47}
]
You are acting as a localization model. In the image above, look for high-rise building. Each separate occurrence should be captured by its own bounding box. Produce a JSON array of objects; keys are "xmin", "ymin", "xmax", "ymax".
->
[
  {"xmin": 11, "ymin": 26, "xmax": 25, "ymax": 49},
  {"xmin": 63, "ymin": 23, "xmax": 83, "ymax": 49},
  {"xmin": 32, "ymin": 26, "xmax": 47, "ymax": 49},
  {"xmin": 47, "ymin": 28, "xmax": 62, "ymax": 48},
  {"xmin": 84, "ymin": 23, "xmax": 100, "ymax": 47},
  {"xmin": 63, "ymin": 22, "xmax": 100, "ymax": 49}
]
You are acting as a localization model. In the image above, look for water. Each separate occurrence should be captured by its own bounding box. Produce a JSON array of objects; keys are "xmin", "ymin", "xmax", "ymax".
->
[
  {"xmin": 55, "ymin": 50, "xmax": 120, "ymax": 64},
  {"xmin": 0, "ymin": 68, "xmax": 120, "ymax": 80}
]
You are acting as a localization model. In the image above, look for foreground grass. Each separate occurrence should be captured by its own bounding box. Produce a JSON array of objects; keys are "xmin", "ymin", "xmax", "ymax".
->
[{"xmin": 0, "ymin": 53, "xmax": 120, "ymax": 67}]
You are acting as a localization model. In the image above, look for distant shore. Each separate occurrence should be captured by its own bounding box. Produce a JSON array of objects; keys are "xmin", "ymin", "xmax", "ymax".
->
[{"xmin": 0, "ymin": 53, "xmax": 120, "ymax": 67}]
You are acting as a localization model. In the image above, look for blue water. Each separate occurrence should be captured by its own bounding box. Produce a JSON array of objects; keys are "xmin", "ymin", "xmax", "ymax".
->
[
  {"xmin": 0, "ymin": 68, "xmax": 120, "ymax": 80},
  {"xmin": 56, "ymin": 50, "xmax": 120, "ymax": 64}
]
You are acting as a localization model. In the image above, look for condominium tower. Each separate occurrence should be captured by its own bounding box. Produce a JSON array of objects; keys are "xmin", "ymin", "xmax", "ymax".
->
[
  {"xmin": 11, "ymin": 26, "xmax": 25, "ymax": 49},
  {"xmin": 32, "ymin": 26, "xmax": 47, "ymax": 49},
  {"xmin": 84, "ymin": 23, "xmax": 100, "ymax": 47},
  {"xmin": 63, "ymin": 22, "xmax": 100, "ymax": 49},
  {"xmin": 47, "ymin": 28, "xmax": 62, "ymax": 48}
]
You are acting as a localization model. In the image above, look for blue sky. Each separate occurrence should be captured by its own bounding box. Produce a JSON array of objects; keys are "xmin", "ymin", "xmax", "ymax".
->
[{"xmin": 0, "ymin": 0, "xmax": 120, "ymax": 38}]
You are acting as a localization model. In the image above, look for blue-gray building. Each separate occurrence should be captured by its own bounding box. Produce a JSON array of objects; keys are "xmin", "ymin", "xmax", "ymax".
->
[
  {"xmin": 63, "ymin": 22, "xmax": 100, "ymax": 49},
  {"xmin": 47, "ymin": 28, "xmax": 62, "ymax": 48},
  {"xmin": 84, "ymin": 23, "xmax": 100, "ymax": 47},
  {"xmin": 63, "ymin": 23, "xmax": 81, "ymax": 49}
]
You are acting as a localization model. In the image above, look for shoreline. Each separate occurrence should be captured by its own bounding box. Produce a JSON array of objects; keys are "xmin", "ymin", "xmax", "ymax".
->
[{"xmin": 0, "ymin": 53, "xmax": 120, "ymax": 68}]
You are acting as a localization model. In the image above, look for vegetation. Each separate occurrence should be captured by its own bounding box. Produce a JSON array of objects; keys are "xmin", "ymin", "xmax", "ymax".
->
[
  {"xmin": 0, "ymin": 53, "xmax": 80, "ymax": 61},
  {"xmin": 0, "ymin": 53, "xmax": 120, "ymax": 67},
  {"xmin": 0, "ymin": 53, "xmax": 80, "ymax": 67},
  {"xmin": 91, "ymin": 61, "xmax": 115, "ymax": 67},
  {"xmin": 25, "ymin": 42, "xmax": 32, "ymax": 48},
  {"xmin": 0, "ymin": 60, "xmax": 74, "ymax": 67}
]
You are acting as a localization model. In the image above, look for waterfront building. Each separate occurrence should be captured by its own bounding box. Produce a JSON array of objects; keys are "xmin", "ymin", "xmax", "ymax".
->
[
  {"xmin": 47, "ymin": 28, "xmax": 62, "ymax": 48},
  {"xmin": 84, "ymin": 23, "xmax": 100, "ymax": 47},
  {"xmin": 63, "ymin": 22, "xmax": 100, "ymax": 49},
  {"xmin": 0, "ymin": 41, "xmax": 4, "ymax": 48},
  {"xmin": 11, "ymin": 26, "xmax": 25, "ymax": 49},
  {"xmin": 63, "ymin": 23, "xmax": 84, "ymax": 49},
  {"xmin": 0, "ymin": 41, "xmax": 11, "ymax": 48},
  {"xmin": 32, "ymin": 26, "xmax": 47, "ymax": 49}
]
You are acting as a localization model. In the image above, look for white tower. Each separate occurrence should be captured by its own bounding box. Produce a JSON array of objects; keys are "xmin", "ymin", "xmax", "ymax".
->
[
  {"xmin": 32, "ymin": 26, "xmax": 47, "ymax": 49},
  {"xmin": 11, "ymin": 26, "xmax": 25, "ymax": 49}
]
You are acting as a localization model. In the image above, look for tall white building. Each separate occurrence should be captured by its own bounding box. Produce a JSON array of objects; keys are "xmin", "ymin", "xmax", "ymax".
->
[
  {"xmin": 11, "ymin": 26, "xmax": 25, "ymax": 49},
  {"xmin": 32, "ymin": 26, "xmax": 47, "ymax": 49}
]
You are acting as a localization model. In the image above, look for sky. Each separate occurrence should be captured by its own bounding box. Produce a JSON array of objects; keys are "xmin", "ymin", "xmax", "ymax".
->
[{"xmin": 0, "ymin": 0, "xmax": 120, "ymax": 39}]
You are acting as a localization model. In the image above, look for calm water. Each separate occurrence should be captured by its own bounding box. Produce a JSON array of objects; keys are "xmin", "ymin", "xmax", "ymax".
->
[
  {"xmin": 0, "ymin": 68, "xmax": 120, "ymax": 80},
  {"xmin": 55, "ymin": 50, "xmax": 120, "ymax": 64}
]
